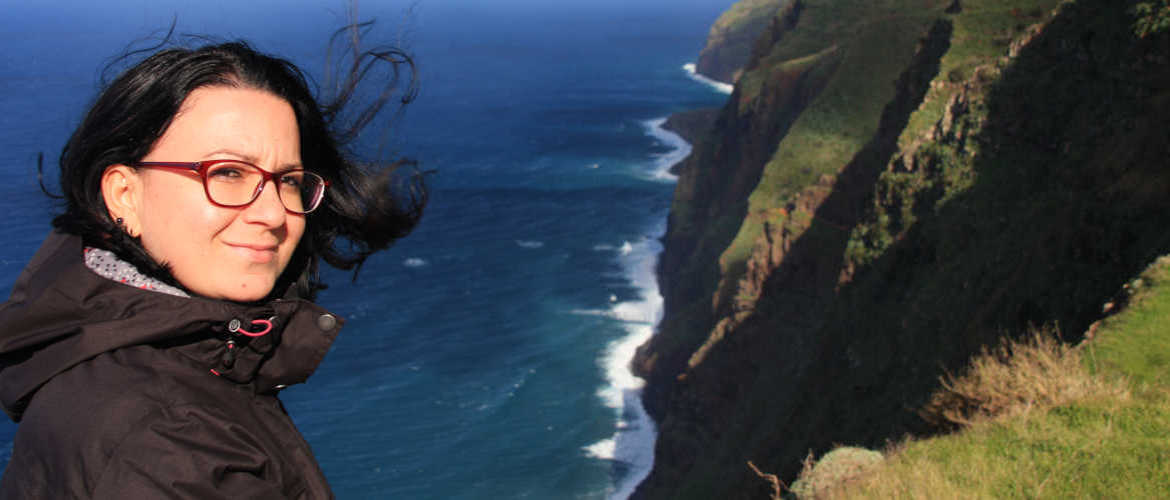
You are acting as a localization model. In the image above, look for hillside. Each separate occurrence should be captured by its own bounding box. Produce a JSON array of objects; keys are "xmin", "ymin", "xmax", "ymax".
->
[
  {"xmin": 633, "ymin": 0, "xmax": 1170, "ymax": 498},
  {"xmin": 695, "ymin": 0, "xmax": 791, "ymax": 84},
  {"xmin": 813, "ymin": 254, "xmax": 1170, "ymax": 497}
]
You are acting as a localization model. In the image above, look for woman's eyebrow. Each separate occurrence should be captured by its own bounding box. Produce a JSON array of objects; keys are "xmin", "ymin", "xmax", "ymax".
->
[{"xmin": 204, "ymin": 148, "xmax": 303, "ymax": 171}]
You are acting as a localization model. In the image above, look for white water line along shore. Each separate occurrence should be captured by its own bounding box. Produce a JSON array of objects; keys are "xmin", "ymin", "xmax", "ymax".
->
[
  {"xmin": 586, "ymin": 227, "xmax": 664, "ymax": 500},
  {"xmin": 683, "ymin": 63, "xmax": 734, "ymax": 94},
  {"xmin": 583, "ymin": 74, "xmax": 718, "ymax": 496}
]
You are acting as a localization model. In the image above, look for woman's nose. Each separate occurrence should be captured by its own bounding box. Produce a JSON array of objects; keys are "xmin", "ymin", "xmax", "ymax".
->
[{"xmin": 242, "ymin": 179, "xmax": 288, "ymax": 225}]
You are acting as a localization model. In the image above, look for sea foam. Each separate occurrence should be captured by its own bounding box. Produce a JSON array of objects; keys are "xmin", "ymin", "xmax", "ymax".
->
[
  {"xmin": 682, "ymin": 62, "xmax": 734, "ymax": 94},
  {"xmin": 584, "ymin": 232, "xmax": 663, "ymax": 500},
  {"xmin": 586, "ymin": 64, "xmax": 709, "ymax": 499},
  {"xmin": 641, "ymin": 119, "xmax": 691, "ymax": 182},
  {"xmin": 583, "ymin": 120, "xmax": 683, "ymax": 497}
]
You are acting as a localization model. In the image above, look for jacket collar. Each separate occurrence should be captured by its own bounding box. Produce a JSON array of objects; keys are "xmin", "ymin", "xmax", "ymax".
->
[{"xmin": 0, "ymin": 231, "xmax": 343, "ymax": 421}]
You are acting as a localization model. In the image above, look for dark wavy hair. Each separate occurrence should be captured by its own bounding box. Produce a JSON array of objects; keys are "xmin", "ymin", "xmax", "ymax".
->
[{"xmin": 52, "ymin": 35, "xmax": 425, "ymax": 301}]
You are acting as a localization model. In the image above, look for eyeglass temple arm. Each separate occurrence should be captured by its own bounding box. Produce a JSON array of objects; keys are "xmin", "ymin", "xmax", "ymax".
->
[{"xmin": 131, "ymin": 161, "xmax": 202, "ymax": 171}]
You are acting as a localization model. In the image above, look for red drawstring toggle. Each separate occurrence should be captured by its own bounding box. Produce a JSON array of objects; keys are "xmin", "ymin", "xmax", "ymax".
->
[{"xmin": 242, "ymin": 319, "xmax": 272, "ymax": 337}]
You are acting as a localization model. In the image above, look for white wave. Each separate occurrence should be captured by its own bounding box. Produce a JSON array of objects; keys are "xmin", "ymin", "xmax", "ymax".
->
[
  {"xmin": 682, "ymin": 62, "xmax": 733, "ymax": 94},
  {"xmin": 584, "ymin": 438, "xmax": 616, "ymax": 460},
  {"xmin": 403, "ymin": 258, "xmax": 427, "ymax": 268},
  {"xmin": 569, "ymin": 308, "xmax": 614, "ymax": 318},
  {"xmin": 641, "ymin": 119, "xmax": 691, "ymax": 182},
  {"xmin": 569, "ymin": 307, "xmax": 655, "ymax": 324},
  {"xmin": 595, "ymin": 242, "xmax": 634, "ymax": 255},
  {"xmin": 583, "ymin": 227, "xmax": 667, "ymax": 500},
  {"xmin": 515, "ymin": 240, "xmax": 544, "ymax": 249}
]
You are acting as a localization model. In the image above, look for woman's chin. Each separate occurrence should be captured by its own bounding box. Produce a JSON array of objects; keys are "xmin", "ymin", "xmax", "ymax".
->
[{"xmin": 188, "ymin": 277, "xmax": 277, "ymax": 303}]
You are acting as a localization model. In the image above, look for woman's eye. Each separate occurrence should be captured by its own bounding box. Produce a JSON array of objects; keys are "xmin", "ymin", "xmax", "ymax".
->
[
  {"xmin": 280, "ymin": 174, "xmax": 303, "ymax": 188},
  {"xmin": 209, "ymin": 166, "xmax": 246, "ymax": 179}
]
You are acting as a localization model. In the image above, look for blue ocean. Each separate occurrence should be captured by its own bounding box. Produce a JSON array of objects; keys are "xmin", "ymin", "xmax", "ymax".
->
[{"xmin": 0, "ymin": 1, "xmax": 731, "ymax": 497}]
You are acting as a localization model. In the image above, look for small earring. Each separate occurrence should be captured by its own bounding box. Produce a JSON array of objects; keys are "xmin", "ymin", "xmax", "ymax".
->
[{"xmin": 115, "ymin": 217, "xmax": 124, "ymax": 225}]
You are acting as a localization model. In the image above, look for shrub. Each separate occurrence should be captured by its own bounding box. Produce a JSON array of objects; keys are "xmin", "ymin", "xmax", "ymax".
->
[
  {"xmin": 1134, "ymin": 1, "xmax": 1170, "ymax": 38},
  {"xmin": 789, "ymin": 447, "xmax": 884, "ymax": 499},
  {"xmin": 918, "ymin": 327, "xmax": 1127, "ymax": 430}
]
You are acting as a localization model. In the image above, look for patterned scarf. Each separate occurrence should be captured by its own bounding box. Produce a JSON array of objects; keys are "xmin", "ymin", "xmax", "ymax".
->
[{"xmin": 83, "ymin": 247, "xmax": 189, "ymax": 298}]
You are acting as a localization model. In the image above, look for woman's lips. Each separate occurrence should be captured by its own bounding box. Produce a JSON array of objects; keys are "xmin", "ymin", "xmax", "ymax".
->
[{"xmin": 225, "ymin": 242, "xmax": 278, "ymax": 263}]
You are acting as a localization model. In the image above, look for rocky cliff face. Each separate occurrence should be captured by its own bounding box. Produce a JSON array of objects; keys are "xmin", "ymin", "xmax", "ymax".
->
[
  {"xmin": 694, "ymin": 0, "xmax": 791, "ymax": 84},
  {"xmin": 634, "ymin": 0, "xmax": 1170, "ymax": 498}
]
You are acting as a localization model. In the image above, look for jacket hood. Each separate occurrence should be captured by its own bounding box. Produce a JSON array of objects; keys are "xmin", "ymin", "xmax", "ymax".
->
[{"xmin": 0, "ymin": 231, "xmax": 344, "ymax": 421}]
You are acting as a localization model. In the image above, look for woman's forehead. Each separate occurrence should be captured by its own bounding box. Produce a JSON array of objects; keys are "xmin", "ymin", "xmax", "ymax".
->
[{"xmin": 153, "ymin": 86, "xmax": 301, "ymax": 163}]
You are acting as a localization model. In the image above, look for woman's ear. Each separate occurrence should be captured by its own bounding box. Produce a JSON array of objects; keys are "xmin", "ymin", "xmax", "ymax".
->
[{"xmin": 101, "ymin": 165, "xmax": 143, "ymax": 238}]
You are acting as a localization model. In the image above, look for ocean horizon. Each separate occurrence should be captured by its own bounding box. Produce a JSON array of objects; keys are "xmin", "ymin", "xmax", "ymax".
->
[{"xmin": 0, "ymin": 1, "xmax": 733, "ymax": 497}]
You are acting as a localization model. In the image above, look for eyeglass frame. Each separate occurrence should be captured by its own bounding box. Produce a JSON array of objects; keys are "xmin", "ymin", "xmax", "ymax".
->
[{"xmin": 130, "ymin": 160, "xmax": 330, "ymax": 214}]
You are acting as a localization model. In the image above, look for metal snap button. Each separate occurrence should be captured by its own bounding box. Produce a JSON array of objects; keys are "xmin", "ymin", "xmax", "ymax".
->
[{"xmin": 316, "ymin": 314, "xmax": 337, "ymax": 332}]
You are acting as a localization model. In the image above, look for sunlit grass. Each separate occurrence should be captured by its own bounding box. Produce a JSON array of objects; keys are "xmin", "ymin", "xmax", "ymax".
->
[{"xmin": 794, "ymin": 255, "xmax": 1170, "ymax": 499}]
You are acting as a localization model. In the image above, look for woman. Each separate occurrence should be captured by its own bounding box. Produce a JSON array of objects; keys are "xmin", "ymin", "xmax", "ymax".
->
[{"xmin": 0, "ymin": 40, "xmax": 423, "ymax": 498}]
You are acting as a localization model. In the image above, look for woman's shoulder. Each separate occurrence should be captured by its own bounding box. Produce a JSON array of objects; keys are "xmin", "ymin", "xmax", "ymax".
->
[
  {"xmin": 30, "ymin": 343, "xmax": 238, "ymax": 423},
  {"xmin": 19, "ymin": 345, "xmax": 229, "ymax": 443},
  {"xmin": 0, "ymin": 346, "xmax": 215, "ymax": 496},
  {"xmin": 3, "ymin": 344, "xmax": 312, "ymax": 499}
]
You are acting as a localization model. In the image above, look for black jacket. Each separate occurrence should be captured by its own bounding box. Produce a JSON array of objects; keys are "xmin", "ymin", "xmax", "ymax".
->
[{"xmin": 0, "ymin": 231, "xmax": 343, "ymax": 499}]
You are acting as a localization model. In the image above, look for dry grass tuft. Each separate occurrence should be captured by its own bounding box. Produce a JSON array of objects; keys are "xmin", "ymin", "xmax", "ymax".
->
[
  {"xmin": 919, "ymin": 327, "xmax": 1127, "ymax": 430},
  {"xmin": 789, "ymin": 447, "xmax": 884, "ymax": 499}
]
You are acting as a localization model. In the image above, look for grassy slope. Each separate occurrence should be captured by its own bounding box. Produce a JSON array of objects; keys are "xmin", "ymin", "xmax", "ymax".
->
[
  {"xmin": 716, "ymin": 0, "xmax": 945, "ymax": 306},
  {"xmin": 845, "ymin": 1, "xmax": 1056, "ymax": 269},
  {"xmin": 829, "ymin": 256, "xmax": 1170, "ymax": 498}
]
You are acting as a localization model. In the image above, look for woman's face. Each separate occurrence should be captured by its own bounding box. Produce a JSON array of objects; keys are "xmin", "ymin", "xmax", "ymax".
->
[{"xmin": 117, "ymin": 86, "xmax": 306, "ymax": 302}]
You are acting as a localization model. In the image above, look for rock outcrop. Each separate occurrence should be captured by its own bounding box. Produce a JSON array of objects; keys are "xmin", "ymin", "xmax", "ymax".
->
[{"xmin": 660, "ymin": 108, "xmax": 719, "ymax": 147}]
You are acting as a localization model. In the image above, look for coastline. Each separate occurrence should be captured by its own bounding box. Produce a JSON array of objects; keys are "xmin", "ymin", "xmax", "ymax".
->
[
  {"xmin": 682, "ymin": 63, "xmax": 734, "ymax": 94},
  {"xmin": 659, "ymin": 108, "xmax": 720, "ymax": 175},
  {"xmin": 607, "ymin": 62, "xmax": 732, "ymax": 498},
  {"xmin": 587, "ymin": 116, "xmax": 695, "ymax": 500}
]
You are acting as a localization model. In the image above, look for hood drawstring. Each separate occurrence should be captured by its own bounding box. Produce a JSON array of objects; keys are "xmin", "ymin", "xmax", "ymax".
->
[
  {"xmin": 228, "ymin": 318, "xmax": 274, "ymax": 337},
  {"xmin": 213, "ymin": 315, "xmax": 278, "ymax": 376}
]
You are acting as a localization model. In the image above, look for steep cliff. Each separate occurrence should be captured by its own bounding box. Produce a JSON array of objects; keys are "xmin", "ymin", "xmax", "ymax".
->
[
  {"xmin": 695, "ymin": 0, "xmax": 791, "ymax": 84},
  {"xmin": 635, "ymin": 0, "xmax": 1170, "ymax": 498}
]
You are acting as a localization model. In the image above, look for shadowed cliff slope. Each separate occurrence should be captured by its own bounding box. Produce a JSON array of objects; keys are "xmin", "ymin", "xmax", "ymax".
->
[{"xmin": 634, "ymin": 0, "xmax": 1170, "ymax": 498}]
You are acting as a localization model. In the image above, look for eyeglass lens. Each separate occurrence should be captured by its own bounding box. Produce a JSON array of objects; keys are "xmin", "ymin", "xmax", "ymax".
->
[{"xmin": 205, "ymin": 162, "xmax": 325, "ymax": 213}]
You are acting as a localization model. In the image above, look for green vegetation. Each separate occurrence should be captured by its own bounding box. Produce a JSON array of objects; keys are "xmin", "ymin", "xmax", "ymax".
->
[
  {"xmin": 897, "ymin": 2, "xmax": 1052, "ymax": 145},
  {"xmin": 698, "ymin": 0, "xmax": 791, "ymax": 83},
  {"xmin": 799, "ymin": 256, "xmax": 1170, "ymax": 498},
  {"xmin": 917, "ymin": 327, "xmax": 1122, "ymax": 431},
  {"xmin": 718, "ymin": 0, "xmax": 1066, "ymax": 296},
  {"xmin": 847, "ymin": 0, "xmax": 1061, "ymax": 270},
  {"xmin": 1086, "ymin": 257, "xmax": 1170, "ymax": 388},
  {"xmin": 719, "ymin": 0, "xmax": 949, "ymax": 290},
  {"xmin": 1134, "ymin": 0, "xmax": 1170, "ymax": 37},
  {"xmin": 790, "ymin": 447, "xmax": 884, "ymax": 498},
  {"xmin": 710, "ymin": 0, "xmax": 791, "ymax": 36}
]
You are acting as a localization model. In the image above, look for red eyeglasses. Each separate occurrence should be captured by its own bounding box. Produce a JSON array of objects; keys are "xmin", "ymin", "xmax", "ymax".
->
[{"xmin": 132, "ymin": 160, "xmax": 329, "ymax": 214}]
